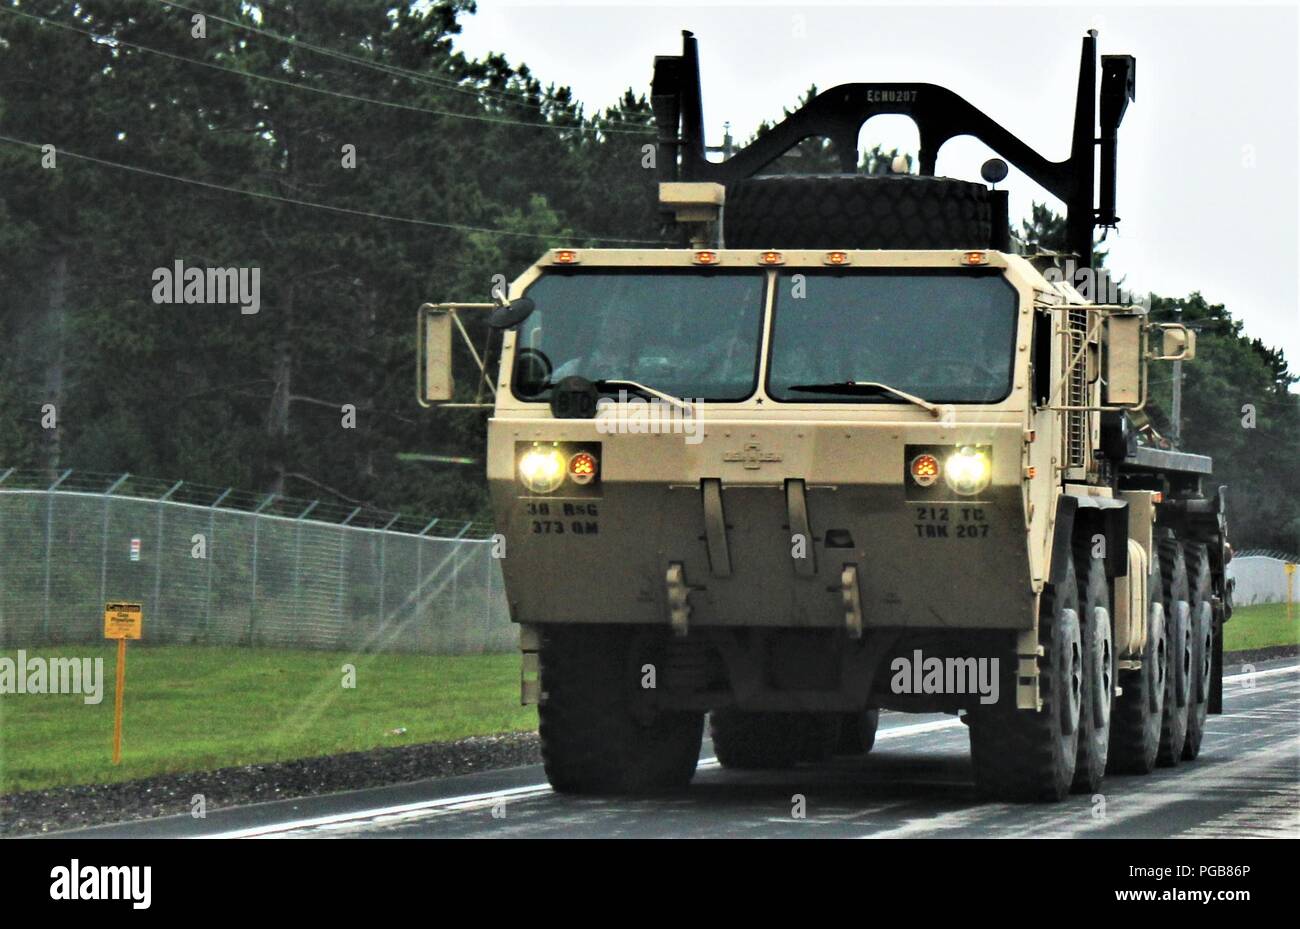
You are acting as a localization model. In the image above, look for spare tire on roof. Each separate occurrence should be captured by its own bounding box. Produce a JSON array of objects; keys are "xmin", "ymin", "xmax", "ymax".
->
[{"xmin": 723, "ymin": 174, "xmax": 992, "ymax": 250}]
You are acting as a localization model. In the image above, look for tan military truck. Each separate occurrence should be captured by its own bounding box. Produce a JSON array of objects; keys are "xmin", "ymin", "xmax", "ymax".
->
[{"xmin": 418, "ymin": 30, "xmax": 1231, "ymax": 801}]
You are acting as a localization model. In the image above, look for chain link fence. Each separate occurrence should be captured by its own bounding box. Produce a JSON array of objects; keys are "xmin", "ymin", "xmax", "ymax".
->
[{"xmin": 0, "ymin": 470, "xmax": 513, "ymax": 654}]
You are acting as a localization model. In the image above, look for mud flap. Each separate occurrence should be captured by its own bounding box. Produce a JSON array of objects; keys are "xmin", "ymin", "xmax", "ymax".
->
[
  {"xmin": 840, "ymin": 565, "xmax": 863, "ymax": 639},
  {"xmin": 1016, "ymin": 627, "xmax": 1043, "ymax": 710},
  {"xmin": 666, "ymin": 562, "xmax": 692, "ymax": 636},
  {"xmin": 520, "ymin": 624, "xmax": 541, "ymax": 705}
]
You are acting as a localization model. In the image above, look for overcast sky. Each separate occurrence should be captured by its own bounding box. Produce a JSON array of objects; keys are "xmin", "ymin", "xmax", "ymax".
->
[{"xmin": 454, "ymin": 1, "xmax": 1299, "ymax": 371}]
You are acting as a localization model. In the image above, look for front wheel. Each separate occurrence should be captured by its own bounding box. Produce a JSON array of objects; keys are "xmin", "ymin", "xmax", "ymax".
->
[
  {"xmin": 1072, "ymin": 545, "xmax": 1114, "ymax": 794},
  {"xmin": 1182, "ymin": 543, "xmax": 1214, "ymax": 760},
  {"xmin": 539, "ymin": 626, "xmax": 703, "ymax": 794},
  {"xmin": 968, "ymin": 552, "xmax": 1082, "ymax": 802},
  {"xmin": 1157, "ymin": 539, "xmax": 1192, "ymax": 766}
]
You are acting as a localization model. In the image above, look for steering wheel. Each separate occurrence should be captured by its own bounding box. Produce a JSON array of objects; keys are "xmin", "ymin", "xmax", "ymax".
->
[{"xmin": 513, "ymin": 348, "xmax": 553, "ymax": 397}]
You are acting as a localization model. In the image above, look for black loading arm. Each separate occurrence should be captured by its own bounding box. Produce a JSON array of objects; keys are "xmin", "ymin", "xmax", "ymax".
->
[{"xmin": 651, "ymin": 30, "xmax": 1136, "ymax": 268}]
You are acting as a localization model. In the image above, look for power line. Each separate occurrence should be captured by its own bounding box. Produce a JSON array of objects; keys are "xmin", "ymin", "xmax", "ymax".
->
[
  {"xmin": 149, "ymin": 0, "xmax": 656, "ymax": 132},
  {"xmin": 0, "ymin": 6, "xmax": 653, "ymax": 136},
  {"xmin": 0, "ymin": 133, "xmax": 664, "ymax": 245}
]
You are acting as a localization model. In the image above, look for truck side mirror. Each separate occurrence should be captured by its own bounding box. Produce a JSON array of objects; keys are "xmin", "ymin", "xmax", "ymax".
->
[
  {"xmin": 417, "ymin": 302, "xmax": 501, "ymax": 408},
  {"xmin": 1151, "ymin": 324, "xmax": 1195, "ymax": 361},
  {"xmin": 419, "ymin": 304, "xmax": 455, "ymax": 404},
  {"xmin": 1103, "ymin": 311, "xmax": 1145, "ymax": 407},
  {"xmin": 489, "ymin": 297, "xmax": 535, "ymax": 330}
]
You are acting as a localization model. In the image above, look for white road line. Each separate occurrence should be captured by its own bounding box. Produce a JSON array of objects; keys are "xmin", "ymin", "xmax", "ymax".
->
[
  {"xmin": 209, "ymin": 663, "xmax": 1298, "ymax": 839},
  {"xmin": 206, "ymin": 783, "xmax": 554, "ymax": 838}
]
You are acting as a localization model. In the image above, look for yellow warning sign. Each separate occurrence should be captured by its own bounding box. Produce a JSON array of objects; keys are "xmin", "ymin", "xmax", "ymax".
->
[{"xmin": 104, "ymin": 602, "xmax": 143, "ymax": 640}]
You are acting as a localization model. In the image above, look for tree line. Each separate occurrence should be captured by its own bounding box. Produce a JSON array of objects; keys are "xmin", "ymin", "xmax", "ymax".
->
[{"xmin": 1, "ymin": 0, "xmax": 1295, "ymax": 552}]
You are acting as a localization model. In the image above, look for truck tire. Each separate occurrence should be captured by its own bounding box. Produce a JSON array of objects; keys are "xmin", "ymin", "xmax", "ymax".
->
[
  {"xmin": 1183, "ymin": 543, "xmax": 1214, "ymax": 760},
  {"xmin": 538, "ymin": 626, "xmax": 703, "ymax": 794},
  {"xmin": 800, "ymin": 713, "xmax": 842, "ymax": 763},
  {"xmin": 1107, "ymin": 553, "xmax": 1167, "ymax": 774},
  {"xmin": 1157, "ymin": 538, "xmax": 1192, "ymax": 766},
  {"xmin": 710, "ymin": 710, "xmax": 807, "ymax": 769},
  {"xmin": 723, "ymin": 175, "xmax": 992, "ymax": 250},
  {"xmin": 1072, "ymin": 545, "xmax": 1114, "ymax": 794},
  {"xmin": 836, "ymin": 709, "xmax": 880, "ymax": 756},
  {"xmin": 968, "ymin": 552, "xmax": 1082, "ymax": 801}
]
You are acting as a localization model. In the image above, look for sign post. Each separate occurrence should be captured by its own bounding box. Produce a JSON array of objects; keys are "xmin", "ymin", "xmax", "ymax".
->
[
  {"xmin": 103, "ymin": 602, "xmax": 143, "ymax": 765},
  {"xmin": 1286, "ymin": 564, "xmax": 1296, "ymax": 626}
]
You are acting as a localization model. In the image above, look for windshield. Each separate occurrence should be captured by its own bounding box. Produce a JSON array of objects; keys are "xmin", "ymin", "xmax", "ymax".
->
[
  {"xmin": 766, "ymin": 270, "xmax": 1019, "ymax": 403},
  {"xmin": 514, "ymin": 271, "xmax": 766, "ymax": 402}
]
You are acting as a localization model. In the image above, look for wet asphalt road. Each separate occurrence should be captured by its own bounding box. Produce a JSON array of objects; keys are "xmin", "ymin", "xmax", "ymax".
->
[{"xmin": 58, "ymin": 660, "xmax": 1299, "ymax": 839}]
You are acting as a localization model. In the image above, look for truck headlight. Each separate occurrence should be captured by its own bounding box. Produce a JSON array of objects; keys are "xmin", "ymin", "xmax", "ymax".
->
[
  {"xmin": 944, "ymin": 446, "xmax": 992, "ymax": 496},
  {"xmin": 518, "ymin": 446, "xmax": 566, "ymax": 494}
]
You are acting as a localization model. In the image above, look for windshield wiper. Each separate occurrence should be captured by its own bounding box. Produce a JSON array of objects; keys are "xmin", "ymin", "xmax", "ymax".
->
[
  {"xmin": 592, "ymin": 379, "xmax": 694, "ymax": 411},
  {"xmin": 541, "ymin": 376, "xmax": 694, "ymax": 411},
  {"xmin": 787, "ymin": 381, "xmax": 946, "ymax": 418}
]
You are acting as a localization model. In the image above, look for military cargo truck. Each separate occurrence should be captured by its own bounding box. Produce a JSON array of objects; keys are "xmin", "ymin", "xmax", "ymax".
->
[{"xmin": 418, "ymin": 30, "xmax": 1231, "ymax": 801}]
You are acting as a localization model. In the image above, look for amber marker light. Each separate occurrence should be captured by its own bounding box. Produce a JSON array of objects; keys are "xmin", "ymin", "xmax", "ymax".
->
[
  {"xmin": 962, "ymin": 251, "xmax": 989, "ymax": 266},
  {"xmin": 568, "ymin": 451, "xmax": 598, "ymax": 485},
  {"xmin": 824, "ymin": 251, "xmax": 851, "ymax": 266},
  {"xmin": 759, "ymin": 251, "xmax": 785, "ymax": 265},
  {"xmin": 909, "ymin": 453, "xmax": 941, "ymax": 487},
  {"xmin": 693, "ymin": 250, "xmax": 719, "ymax": 265},
  {"xmin": 553, "ymin": 249, "xmax": 579, "ymax": 264}
]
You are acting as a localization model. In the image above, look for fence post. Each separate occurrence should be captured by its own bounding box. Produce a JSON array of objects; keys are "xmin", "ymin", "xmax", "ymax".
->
[
  {"xmin": 248, "ymin": 493, "xmax": 277, "ymax": 646},
  {"xmin": 99, "ymin": 474, "xmax": 130, "ymax": 627},
  {"xmin": 42, "ymin": 469, "xmax": 72, "ymax": 639},
  {"xmin": 294, "ymin": 500, "xmax": 318, "ymax": 634},
  {"xmin": 206, "ymin": 487, "xmax": 232, "ymax": 637},
  {"xmin": 378, "ymin": 513, "xmax": 401, "ymax": 627},
  {"xmin": 153, "ymin": 480, "xmax": 183, "ymax": 641},
  {"xmin": 485, "ymin": 538, "xmax": 496, "ymax": 651},
  {"xmin": 336, "ymin": 506, "xmax": 361, "ymax": 626},
  {"xmin": 417, "ymin": 517, "xmax": 440, "ymax": 652},
  {"xmin": 0, "ymin": 468, "xmax": 10, "ymax": 635}
]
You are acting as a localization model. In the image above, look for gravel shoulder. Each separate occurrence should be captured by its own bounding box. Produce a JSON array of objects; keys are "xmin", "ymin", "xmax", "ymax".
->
[
  {"xmin": 1223, "ymin": 644, "xmax": 1298, "ymax": 665},
  {"xmin": 2, "ymin": 730, "xmax": 540, "ymax": 837}
]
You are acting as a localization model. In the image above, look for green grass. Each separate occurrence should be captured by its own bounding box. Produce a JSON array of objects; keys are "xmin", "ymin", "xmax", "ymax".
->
[
  {"xmin": 4, "ymin": 605, "xmax": 1293, "ymax": 794},
  {"xmin": 0, "ymin": 646, "xmax": 535, "ymax": 795},
  {"xmin": 1224, "ymin": 602, "xmax": 1300, "ymax": 652}
]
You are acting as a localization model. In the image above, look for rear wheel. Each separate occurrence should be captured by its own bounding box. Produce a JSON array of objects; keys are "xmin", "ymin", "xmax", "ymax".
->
[
  {"xmin": 539, "ymin": 626, "xmax": 703, "ymax": 794},
  {"xmin": 1157, "ymin": 539, "xmax": 1192, "ymax": 766},
  {"xmin": 709, "ymin": 710, "xmax": 840, "ymax": 768},
  {"xmin": 1072, "ymin": 543, "xmax": 1114, "ymax": 794},
  {"xmin": 968, "ymin": 552, "xmax": 1082, "ymax": 801},
  {"xmin": 709, "ymin": 710, "xmax": 805, "ymax": 769},
  {"xmin": 1183, "ymin": 543, "xmax": 1213, "ymax": 760},
  {"xmin": 836, "ymin": 709, "xmax": 880, "ymax": 756},
  {"xmin": 1108, "ymin": 553, "xmax": 1167, "ymax": 774}
]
